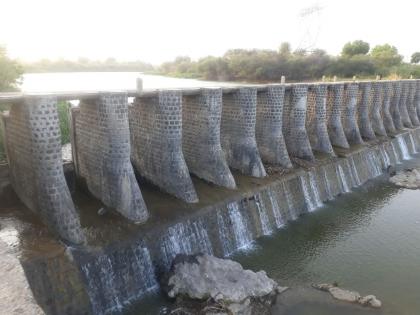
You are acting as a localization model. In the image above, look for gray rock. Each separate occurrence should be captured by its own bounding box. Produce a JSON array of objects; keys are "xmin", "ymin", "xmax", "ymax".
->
[
  {"xmin": 359, "ymin": 295, "xmax": 382, "ymax": 308},
  {"xmin": 329, "ymin": 286, "xmax": 360, "ymax": 303},
  {"xmin": 164, "ymin": 254, "xmax": 280, "ymax": 315},
  {"xmin": 390, "ymin": 168, "xmax": 420, "ymax": 189}
]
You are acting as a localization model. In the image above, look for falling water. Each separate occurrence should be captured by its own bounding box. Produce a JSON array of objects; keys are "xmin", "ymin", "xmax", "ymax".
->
[
  {"xmin": 255, "ymin": 195, "xmax": 273, "ymax": 235},
  {"xmin": 161, "ymin": 220, "xmax": 213, "ymax": 268},
  {"xmin": 322, "ymin": 167, "xmax": 334, "ymax": 200},
  {"xmin": 80, "ymin": 245, "xmax": 158, "ymax": 315},
  {"xmin": 268, "ymin": 190, "xmax": 285, "ymax": 228},
  {"xmin": 308, "ymin": 171, "xmax": 323, "ymax": 208},
  {"xmin": 337, "ymin": 164, "xmax": 350, "ymax": 193},
  {"xmin": 409, "ymin": 133, "xmax": 418, "ymax": 154},
  {"xmin": 397, "ymin": 135, "xmax": 411, "ymax": 160},
  {"xmin": 217, "ymin": 202, "xmax": 253, "ymax": 255},
  {"xmin": 282, "ymin": 182, "xmax": 297, "ymax": 220},
  {"xmin": 345, "ymin": 160, "xmax": 356, "ymax": 188},
  {"xmin": 349, "ymin": 157, "xmax": 361, "ymax": 186},
  {"xmin": 300, "ymin": 175, "xmax": 316, "ymax": 212},
  {"xmin": 391, "ymin": 142, "xmax": 401, "ymax": 164},
  {"xmin": 379, "ymin": 146, "xmax": 391, "ymax": 168},
  {"xmin": 366, "ymin": 151, "xmax": 382, "ymax": 178}
]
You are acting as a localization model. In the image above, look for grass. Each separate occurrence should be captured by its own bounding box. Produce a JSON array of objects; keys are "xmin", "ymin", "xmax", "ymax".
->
[{"xmin": 0, "ymin": 102, "xmax": 71, "ymax": 163}]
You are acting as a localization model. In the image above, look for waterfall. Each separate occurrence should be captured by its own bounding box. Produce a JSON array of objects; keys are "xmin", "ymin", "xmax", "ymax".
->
[
  {"xmin": 379, "ymin": 146, "xmax": 391, "ymax": 168},
  {"xmin": 217, "ymin": 202, "xmax": 253, "ymax": 255},
  {"xmin": 80, "ymin": 245, "xmax": 158, "ymax": 315},
  {"xmin": 299, "ymin": 174, "xmax": 322, "ymax": 212},
  {"xmin": 391, "ymin": 142, "xmax": 401, "ymax": 164},
  {"xmin": 255, "ymin": 194, "xmax": 273, "ymax": 235},
  {"xmin": 308, "ymin": 171, "xmax": 323, "ymax": 208},
  {"xmin": 349, "ymin": 157, "xmax": 361, "ymax": 186},
  {"xmin": 396, "ymin": 135, "xmax": 411, "ymax": 160},
  {"xmin": 268, "ymin": 190, "xmax": 285, "ymax": 228},
  {"xmin": 282, "ymin": 182, "xmax": 297, "ymax": 220},
  {"xmin": 345, "ymin": 160, "xmax": 356, "ymax": 187},
  {"xmin": 322, "ymin": 167, "xmax": 334, "ymax": 200},
  {"xmin": 336, "ymin": 164, "xmax": 350, "ymax": 193},
  {"xmin": 366, "ymin": 151, "xmax": 382, "ymax": 178},
  {"xmin": 409, "ymin": 133, "xmax": 418, "ymax": 154},
  {"xmin": 161, "ymin": 220, "xmax": 213, "ymax": 268}
]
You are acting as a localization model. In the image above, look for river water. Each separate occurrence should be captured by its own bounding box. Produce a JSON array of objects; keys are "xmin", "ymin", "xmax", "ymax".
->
[{"xmin": 20, "ymin": 72, "xmax": 237, "ymax": 92}]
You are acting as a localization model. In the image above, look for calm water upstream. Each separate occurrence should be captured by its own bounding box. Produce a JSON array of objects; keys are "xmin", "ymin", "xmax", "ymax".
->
[
  {"xmin": 20, "ymin": 72, "xmax": 238, "ymax": 92},
  {"xmin": 130, "ymin": 157, "xmax": 420, "ymax": 315}
]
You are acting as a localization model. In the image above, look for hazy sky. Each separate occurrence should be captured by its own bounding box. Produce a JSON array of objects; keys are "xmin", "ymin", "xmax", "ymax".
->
[{"xmin": 1, "ymin": 0, "xmax": 419, "ymax": 64}]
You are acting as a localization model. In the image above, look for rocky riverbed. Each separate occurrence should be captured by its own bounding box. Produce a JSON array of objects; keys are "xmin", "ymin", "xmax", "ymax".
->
[{"xmin": 390, "ymin": 168, "xmax": 420, "ymax": 189}]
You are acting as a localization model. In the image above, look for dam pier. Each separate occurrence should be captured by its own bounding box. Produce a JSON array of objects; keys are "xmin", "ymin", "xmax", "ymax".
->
[{"xmin": 1, "ymin": 78, "xmax": 420, "ymax": 314}]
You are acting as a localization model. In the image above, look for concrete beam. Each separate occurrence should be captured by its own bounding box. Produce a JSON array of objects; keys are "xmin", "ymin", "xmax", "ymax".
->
[
  {"xmin": 182, "ymin": 88, "xmax": 236, "ymax": 188},
  {"xmin": 382, "ymin": 82, "xmax": 397, "ymax": 134},
  {"xmin": 343, "ymin": 83, "xmax": 364, "ymax": 145},
  {"xmin": 2, "ymin": 96, "xmax": 84, "ymax": 244},
  {"xmin": 327, "ymin": 83, "xmax": 350, "ymax": 149},
  {"xmin": 221, "ymin": 87, "xmax": 266, "ymax": 177},
  {"xmin": 399, "ymin": 80, "xmax": 414, "ymax": 128},
  {"xmin": 391, "ymin": 81, "xmax": 404, "ymax": 130},
  {"xmin": 371, "ymin": 82, "xmax": 387, "ymax": 136},
  {"xmin": 130, "ymin": 91, "xmax": 198, "ymax": 203},
  {"xmin": 285, "ymin": 84, "xmax": 315, "ymax": 161},
  {"xmin": 406, "ymin": 80, "xmax": 420, "ymax": 127},
  {"xmin": 357, "ymin": 82, "xmax": 376, "ymax": 140},
  {"xmin": 307, "ymin": 84, "xmax": 335, "ymax": 155},
  {"xmin": 72, "ymin": 92, "xmax": 149, "ymax": 222},
  {"xmin": 256, "ymin": 84, "xmax": 292, "ymax": 167},
  {"xmin": 416, "ymin": 81, "xmax": 420, "ymax": 123}
]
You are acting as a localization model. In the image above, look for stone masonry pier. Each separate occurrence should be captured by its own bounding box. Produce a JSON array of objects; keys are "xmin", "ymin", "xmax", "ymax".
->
[{"xmin": 0, "ymin": 79, "xmax": 420, "ymax": 245}]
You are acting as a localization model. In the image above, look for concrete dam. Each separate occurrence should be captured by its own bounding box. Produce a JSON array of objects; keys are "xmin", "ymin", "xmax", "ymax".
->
[{"xmin": 1, "ymin": 78, "xmax": 420, "ymax": 314}]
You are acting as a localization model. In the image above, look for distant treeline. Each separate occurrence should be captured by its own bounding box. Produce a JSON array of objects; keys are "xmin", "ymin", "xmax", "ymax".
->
[
  {"xmin": 158, "ymin": 41, "xmax": 420, "ymax": 82},
  {"xmin": 23, "ymin": 58, "xmax": 154, "ymax": 73}
]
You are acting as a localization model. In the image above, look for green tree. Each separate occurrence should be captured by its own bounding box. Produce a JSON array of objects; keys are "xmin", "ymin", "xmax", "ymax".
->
[
  {"xmin": 370, "ymin": 44, "xmax": 403, "ymax": 75},
  {"xmin": 279, "ymin": 42, "xmax": 291, "ymax": 57},
  {"xmin": 0, "ymin": 46, "xmax": 23, "ymax": 91},
  {"xmin": 341, "ymin": 40, "xmax": 370, "ymax": 57},
  {"xmin": 411, "ymin": 52, "xmax": 420, "ymax": 64}
]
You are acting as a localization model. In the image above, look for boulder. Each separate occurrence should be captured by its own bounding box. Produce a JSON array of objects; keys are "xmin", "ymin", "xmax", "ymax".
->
[
  {"xmin": 390, "ymin": 168, "xmax": 420, "ymax": 189},
  {"xmin": 163, "ymin": 254, "xmax": 283, "ymax": 315}
]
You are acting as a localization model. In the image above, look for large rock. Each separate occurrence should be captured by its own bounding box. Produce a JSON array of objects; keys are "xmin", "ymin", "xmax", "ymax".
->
[
  {"xmin": 163, "ymin": 254, "xmax": 284, "ymax": 315},
  {"xmin": 390, "ymin": 168, "xmax": 420, "ymax": 189}
]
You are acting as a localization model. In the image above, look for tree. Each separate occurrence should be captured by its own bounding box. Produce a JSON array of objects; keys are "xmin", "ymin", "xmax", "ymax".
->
[
  {"xmin": 411, "ymin": 52, "xmax": 420, "ymax": 64},
  {"xmin": 0, "ymin": 46, "xmax": 22, "ymax": 91},
  {"xmin": 341, "ymin": 40, "xmax": 370, "ymax": 57},
  {"xmin": 370, "ymin": 44, "xmax": 403, "ymax": 74},
  {"xmin": 279, "ymin": 42, "xmax": 291, "ymax": 56}
]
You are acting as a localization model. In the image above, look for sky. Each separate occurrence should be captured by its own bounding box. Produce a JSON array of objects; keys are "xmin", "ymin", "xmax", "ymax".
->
[{"xmin": 0, "ymin": 0, "xmax": 419, "ymax": 64}]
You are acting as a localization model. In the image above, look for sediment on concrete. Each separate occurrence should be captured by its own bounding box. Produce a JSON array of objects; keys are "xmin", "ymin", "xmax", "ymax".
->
[
  {"xmin": 343, "ymin": 82, "xmax": 364, "ymax": 145},
  {"xmin": 129, "ymin": 90, "xmax": 198, "ymax": 203},
  {"xmin": 221, "ymin": 87, "xmax": 266, "ymax": 177},
  {"xmin": 326, "ymin": 83, "xmax": 349, "ymax": 149},
  {"xmin": 72, "ymin": 92, "xmax": 148, "ymax": 223},
  {"xmin": 357, "ymin": 81, "xmax": 376, "ymax": 140},
  {"xmin": 1, "ymin": 96, "xmax": 84, "ymax": 245},
  {"xmin": 182, "ymin": 88, "xmax": 236, "ymax": 188}
]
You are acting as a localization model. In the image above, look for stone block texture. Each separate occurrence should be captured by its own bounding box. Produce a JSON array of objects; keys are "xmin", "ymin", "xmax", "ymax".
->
[
  {"xmin": 73, "ymin": 93, "xmax": 148, "ymax": 223},
  {"xmin": 221, "ymin": 87, "xmax": 266, "ymax": 177},
  {"xmin": 3, "ymin": 96, "xmax": 84, "ymax": 244},
  {"xmin": 306, "ymin": 84, "xmax": 335, "ymax": 155},
  {"xmin": 326, "ymin": 83, "xmax": 350, "ymax": 149},
  {"xmin": 382, "ymin": 82, "xmax": 397, "ymax": 134},
  {"xmin": 416, "ymin": 80, "xmax": 420, "ymax": 123},
  {"xmin": 182, "ymin": 88, "xmax": 236, "ymax": 188},
  {"xmin": 256, "ymin": 84, "xmax": 292, "ymax": 167},
  {"xmin": 343, "ymin": 83, "xmax": 364, "ymax": 145},
  {"xmin": 357, "ymin": 82, "xmax": 376, "ymax": 140},
  {"xmin": 391, "ymin": 81, "xmax": 404, "ymax": 130},
  {"xmin": 406, "ymin": 80, "xmax": 420, "ymax": 127},
  {"xmin": 284, "ymin": 84, "xmax": 315, "ymax": 161},
  {"xmin": 130, "ymin": 91, "xmax": 198, "ymax": 203},
  {"xmin": 399, "ymin": 80, "xmax": 413, "ymax": 128},
  {"xmin": 371, "ymin": 82, "xmax": 387, "ymax": 136}
]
